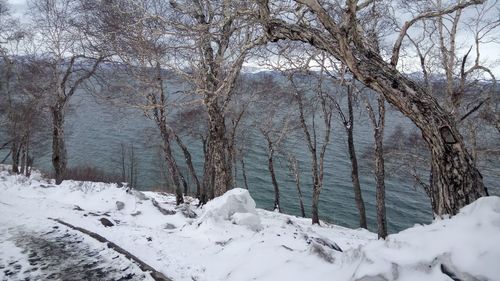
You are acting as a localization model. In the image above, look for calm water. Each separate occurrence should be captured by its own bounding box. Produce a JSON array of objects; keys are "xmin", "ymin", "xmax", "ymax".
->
[{"xmin": 10, "ymin": 84, "xmax": 500, "ymax": 234}]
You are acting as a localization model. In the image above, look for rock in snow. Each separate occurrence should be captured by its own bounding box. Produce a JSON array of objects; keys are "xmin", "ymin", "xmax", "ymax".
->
[
  {"xmin": 99, "ymin": 217, "xmax": 114, "ymax": 227},
  {"xmin": 116, "ymin": 201, "xmax": 125, "ymax": 211}
]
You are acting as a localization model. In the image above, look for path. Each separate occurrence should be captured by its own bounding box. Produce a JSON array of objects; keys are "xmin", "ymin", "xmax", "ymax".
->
[{"xmin": 0, "ymin": 224, "xmax": 153, "ymax": 281}]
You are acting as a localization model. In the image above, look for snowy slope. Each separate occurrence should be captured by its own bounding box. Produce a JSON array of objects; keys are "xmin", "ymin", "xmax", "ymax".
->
[{"xmin": 0, "ymin": 166, "xmax": 499, "ymax": 281}]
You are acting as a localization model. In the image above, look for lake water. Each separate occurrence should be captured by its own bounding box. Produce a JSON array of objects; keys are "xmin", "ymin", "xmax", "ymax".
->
[{"xmin": 9, "ymin": 83, "xmax": 500, "ymax": 234}]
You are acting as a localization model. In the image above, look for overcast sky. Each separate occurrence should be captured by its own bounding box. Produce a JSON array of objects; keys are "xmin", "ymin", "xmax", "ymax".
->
[{"xmin": 5, "ymin": 0, "xmax": 500, "ymax": 77}]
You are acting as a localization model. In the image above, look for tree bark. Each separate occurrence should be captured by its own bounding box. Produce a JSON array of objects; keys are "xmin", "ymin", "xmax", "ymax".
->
[
  {"xmin": 346, "ymin": 87, "xmax": 367, "ymax": 229},
  {"xmin": 51, "ymin": 104, "xmax": 67, "ymax": 185},
  {"xmin": 11, "ymin": 141, "xmax": 20, "ymax": 174},
  {"xmin": 257, "ymin": 5, "xmax": 487, "ymax": 216},
  {"xmin": 265, "ymin": 138, "xmax": 281, "ymax": 212},
  {"xmin": 200, "ymin": 136, "xmax": 212, "ymax": 205},
  {"xmin": 288, "ymin": 155, "xmax": 305, "ymax": 217},
  {"xmin": 374, "ymin": 127, "xmax": 387, "ymax": 239},
  {"xmin": 161, "ymin": 135, "xmax": 184, "ymax": 205},
  {"xmin": 207, "ymin": 101, "xmax": 233, "ymax": 198},
  {"xmin": 175, "ymin": 134, "xmax": 201, "ymax": 198},
  {"xmin": 241, "ymin": 157, "xmax": 249, "ymax": 190}
]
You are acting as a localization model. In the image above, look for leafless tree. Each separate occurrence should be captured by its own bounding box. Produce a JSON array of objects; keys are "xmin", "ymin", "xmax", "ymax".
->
[
  {"xmin": 287, "ymin": 153, "xmax": 306, "ymax": 217},
  {"xmin": 285, "ymin": 68, "xmax": 334, "ymax": 225},
  {"xmin": 256, "ymin": 0, "xmax": 489, "ymax": 217},
  {"xmin": 1, "ymin": 11, "xmax": 50, "ymax": 176},
  {"xmin": 253, "ymin": 77, "xmax": 295, "ymax": 212},
  {"xmin": 26, "ymin": 0, "xmax": 106, "ymax": 184},
  {"xmin": 166, "ymin": 0, "xmax": 267, "ymax": 201},
  {"xmin": 364, "ymin": 93, "xmax": 387, "ymax": 239}
]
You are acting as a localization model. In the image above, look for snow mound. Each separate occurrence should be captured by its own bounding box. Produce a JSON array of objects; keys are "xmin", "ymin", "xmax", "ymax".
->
[
  {"xmin": 350, "ymin": 196, "xmax": 500, "ymax": 281},
  {"xmin": 199, "ymin": 188, "xmax": 262, "ymax": 231}
]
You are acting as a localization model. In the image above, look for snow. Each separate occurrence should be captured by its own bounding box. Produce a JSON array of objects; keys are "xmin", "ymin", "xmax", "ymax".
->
[
  {"xmin": 199, "ymin": 188, "xmax": 262, "ymax": 231},
  {"xmin": 1, "ymin": 165, "xmax": 499, "ymax": 281}
]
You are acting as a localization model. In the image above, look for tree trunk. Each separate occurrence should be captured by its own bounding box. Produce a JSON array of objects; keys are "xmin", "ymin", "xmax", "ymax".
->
[
  {"xmin": 374, "ymin": 97, "xmax": 387, "ymax": 239},
  {"xmin": 241, "ymin": 157, "xmax": 249, "ymax": 190},
  {"xmin": 366, "ymin": 95, "xmax": 388, "ymax": 239},
  {"xmin": 175, "ymin": 134, "xmax": 201, "ymax": 198},
  {"xmin": 179, "ymin": 167, "xmax": 189, "ymax": 196},
  {"xmin": 258, "ymin": 6, "xmax": 488, "ymax": 216},
  {"xmin": 207, "ymin": 101, "xmax": 232, "ymax": 198},
  {"xmin": 20, "ymin": 142, "xmax": 26, "ymax": 175},
  {"xmin": 374, "ymin": 127, "xmax": 387, "ymax": 239},
  {"xmin": 346, "ymin": 89, "xmax": 367, "ymax": 229},
  {"xmin": 266, "ymin": 140, "xmax": 280, "ymax": 212},
  {"xmin": 311, "ymin": 182, "xmax": 320, "ymax": 224},
  {"xmin": 51, "ymin": 105, "xmax": 67, "ymax": 185},
  {"xmin": 311, "ymin": 151, "xmax": 321, "ymax": 225},
  {"xmin": 347, "ymin": 127, "xmax": 367, "ymax": 229},
  {"xmin": 161, "ymin": 136, "xmax": 184, "ymax": 205},
  {"xmin": 288, "ymin": 155, "xmax": 305, "ymax": 218},
  {"xmin": 200, "ymin": 136, "xmax": 211, "ymax": 205},
  {"xmin": 11, "ymin": 141, "xmax": 20, "ymax": 174}
]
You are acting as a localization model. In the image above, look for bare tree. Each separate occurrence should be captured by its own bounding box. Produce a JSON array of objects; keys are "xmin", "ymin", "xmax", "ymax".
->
[
  {"xmin": 166, "ymin": 0, "xmax": 266, "ymax": 201},
  {"xmin": 256, "ymin": 0, "xmax": 489, "ymax": 216},
  {"xmin": 364, "ymin": 93, "xmax": 387, "ymax": 239},
  {"xmin": 331, "ymin": 82, "xmax": 368, "ymax": 229},
  {"xmin": 27, "ymin": 0, "xmax": 105, "ymax": 184},
  {"xmin": 287, "ymin": 153, "xmax": 306, "ymax": 217},
  {"xmin": 285, "ymin": 67, "xmax": 334, "ymax": 225},
  {"xmin": 1, "ymin": 12, "xmax": 50, "ymax": 177},
  {"xmin": 254, "ymin": 80, "xmax": 294, "ymax": 212}
]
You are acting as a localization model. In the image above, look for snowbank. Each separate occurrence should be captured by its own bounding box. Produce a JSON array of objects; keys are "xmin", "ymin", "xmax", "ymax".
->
[
  {"xmin": 1, "ymin": 167, "xmax": 499, "ymax": 281},
  {"xmin": 199, "ymin": 188, "xmax": 262, "ymax": 231}
]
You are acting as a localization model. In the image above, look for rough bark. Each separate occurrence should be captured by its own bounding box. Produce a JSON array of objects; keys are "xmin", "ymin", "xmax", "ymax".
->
[
  {"xmin": 51, "ymin": 103, "xmax": 67, "ymax": 185},
  {"xmin": 257, "ymin": 1, "xmax": 487, "ymax": 216},
  {"xmin": 207, "ymin": 101, "xmax": 233, "ymax": 198}
]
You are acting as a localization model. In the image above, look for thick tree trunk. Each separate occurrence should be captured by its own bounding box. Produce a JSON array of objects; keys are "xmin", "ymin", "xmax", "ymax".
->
[
  {"xmin": 51, "ymin": 105, "xmax": 67, "ymax": 185},
  {"xmin": 346, "ymin": 89, "xmax": 367, "ymax": 229},
  {"xmin": 356, "ymin": 56, "xmax": 487, "ymax": 216},
  {"xmin": 258, "ymin": 6, "xmax": 487, "ymax": 216},
  {"xmin": 207, "ymin": 101, "xmax": 232, "ymax": 198}
]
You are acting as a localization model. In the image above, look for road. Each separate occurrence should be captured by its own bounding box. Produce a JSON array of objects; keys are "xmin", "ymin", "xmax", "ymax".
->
[{"xmin": 1, "ymin": 225, "xmax": 152, "ymax": 281}]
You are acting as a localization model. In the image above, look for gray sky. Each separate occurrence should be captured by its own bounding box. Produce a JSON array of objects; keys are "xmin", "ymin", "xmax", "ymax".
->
[{"xmin": 5, "ymin": 0, "xmax": 500, "ymax": 77}]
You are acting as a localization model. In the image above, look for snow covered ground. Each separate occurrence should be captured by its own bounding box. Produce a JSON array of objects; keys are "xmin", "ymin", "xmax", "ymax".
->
[{"xmin": 1, "ymin": 165, "xmax": 499, "ymax": 281}]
